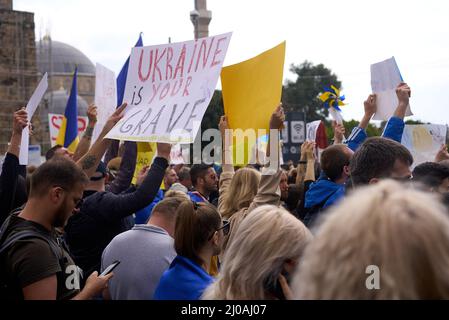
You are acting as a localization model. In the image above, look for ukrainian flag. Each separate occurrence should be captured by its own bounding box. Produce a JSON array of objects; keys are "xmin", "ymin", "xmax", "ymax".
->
[{"xmin": 56, "ymin": 68, "xmax": 79, "ymax": 152}]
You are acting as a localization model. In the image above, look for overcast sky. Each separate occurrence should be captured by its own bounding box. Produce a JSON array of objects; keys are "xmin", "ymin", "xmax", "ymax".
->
[{"xmin": 14, "ymin": 0, "xmax": 449, "ymax": 125}]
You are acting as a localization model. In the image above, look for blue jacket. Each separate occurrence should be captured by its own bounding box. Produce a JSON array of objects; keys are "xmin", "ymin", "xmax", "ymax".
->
[
  {"xmin": 134, "ymin": 189, "xmax": 165, "ymax": 224},
  {"xmin": 188, "ymin": 191, "xmax": 208, "ymax": 203},
  {"xmin": 345, "ymin": 116, "xmax": 405, "ymax": 151},
  {"xmin": 304, "ymin": 175, "xmax": 346, "ymax": 209},
  {"xmin": 154, "ymin": 255, "xmax": 214, "ymax": 300}
]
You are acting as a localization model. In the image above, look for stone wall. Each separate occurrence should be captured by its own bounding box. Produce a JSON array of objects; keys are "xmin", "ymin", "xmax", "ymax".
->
[{"xmin": 0, "ymin": 6, "xmax": 37, "ymax": 154}]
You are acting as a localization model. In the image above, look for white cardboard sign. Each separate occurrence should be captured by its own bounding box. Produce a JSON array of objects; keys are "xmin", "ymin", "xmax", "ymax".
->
[
  {"xmin": 371, "ymin": 56, "xmax": 412, "ymax": 121},
  {"xmin": 306, "ymin": 120, "xmax": 321, "ymax": 142},
  {"xmin": 93, "ymin": 63, "xmax": 117, "ymax": 144},
  {"xmin": 20, "ymin": 73, "xmax": 48, "ymax": 165},
  {"xmin": 105, "ymin": 33, "xmax": 232, "ymax": 143},
  {"xmin": 401, "ymin": 124, "xmax": 447, "ymax": 166},
  {"xmin": 48, "ymin": 113, "xmax": 88, "ymax": 147}
]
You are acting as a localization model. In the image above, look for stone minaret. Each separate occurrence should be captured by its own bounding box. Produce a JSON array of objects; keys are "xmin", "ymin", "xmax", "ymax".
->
[
  {"xmin": 0, "ymin": 0, "xmax": 38, "ymax": 153},
  {"xmin": 190, "ymin": 0, "xmax": 211, "ymax": 40}
]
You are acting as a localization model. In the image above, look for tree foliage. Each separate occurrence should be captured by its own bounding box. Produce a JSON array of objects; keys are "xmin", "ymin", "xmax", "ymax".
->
[{"xmin": 282, "ymin": 61, "xmax": 341, "ymax": 121}]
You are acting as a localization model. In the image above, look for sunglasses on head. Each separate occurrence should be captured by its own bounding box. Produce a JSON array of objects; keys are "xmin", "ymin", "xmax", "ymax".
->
[{"xmin": 208, "ymin": 220, "xmax": 230, "ymax": 240}]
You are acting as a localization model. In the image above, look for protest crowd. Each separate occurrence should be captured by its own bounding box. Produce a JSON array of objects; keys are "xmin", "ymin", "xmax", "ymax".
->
[{"xmin": 2, "ymin": 32, "xmax": 449, "ymax": 301}]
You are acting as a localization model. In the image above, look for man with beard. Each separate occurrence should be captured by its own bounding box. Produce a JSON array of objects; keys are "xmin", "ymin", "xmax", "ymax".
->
[{"xmin": 0, "ymin": 158, "xmax": 112, "ymax": 300}]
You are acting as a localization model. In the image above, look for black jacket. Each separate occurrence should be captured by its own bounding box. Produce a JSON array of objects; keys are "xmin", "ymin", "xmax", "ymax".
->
[
  {"xmin": 64, "ymin": 156, "xmax": 168, "ymax": 278},
  {"xmin": 0, "ymin": 153, "xmax": 27, "ymax": 226}
]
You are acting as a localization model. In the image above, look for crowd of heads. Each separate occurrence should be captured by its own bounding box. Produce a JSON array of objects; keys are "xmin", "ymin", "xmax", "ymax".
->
[{"xmin": 4, "ymin": 81, "xmax": 449, "ymax": 300}]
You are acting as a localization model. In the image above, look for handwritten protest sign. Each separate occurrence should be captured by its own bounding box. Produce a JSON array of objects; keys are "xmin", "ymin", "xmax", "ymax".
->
[
  {"xmin": 132, "ymin": 142, "xmax": 157, "ymax": 185},
  {"xmin": 93, "ymin": 63, "xmax": 117, "ymax": 144},
  {"xmin": 20, "ymin": 73, "xmax": 48, "ymax": 165},
  {"xmin": 306, "ymin": 120, "xmax": 321, "ymax": 142},
  {"xmin": 371, "ymin": 56, "xmax": 412, "ymax": 120},
  {"xmin": 401, "ymin": 124, "xmax": 447, "ymax": 166},
  {"xmin": 106, "ymin": 33, "xmax": 232, "ymax": 143},
  {"xmin": 48, "ymin": 113, "xmax": 88, "ymax": 147}
]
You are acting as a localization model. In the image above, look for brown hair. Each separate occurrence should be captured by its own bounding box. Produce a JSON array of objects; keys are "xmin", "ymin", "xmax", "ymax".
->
[
  {"xmin": 45, "ymin": 144, "xmax": 63, "ymax": 161},
  {"xmin": 174, "ymin": 201, "xmax": 221, "ymax": 266},
  {"xmin": 350, "ymin": 137, "xmax": 413, "ymax": 186},
  {"xmin": 320, "ymin": 144, "xmax": 351, "ymax": 181},
  {"xmin": 30, "ymin": 158, "xmax": 88, "ymax": 197}
]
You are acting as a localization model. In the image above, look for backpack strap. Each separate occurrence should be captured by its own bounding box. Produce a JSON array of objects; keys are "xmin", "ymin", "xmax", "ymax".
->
[{"xmin": 0, "ymin": 230, "xmax": 62, "ymax": 260}]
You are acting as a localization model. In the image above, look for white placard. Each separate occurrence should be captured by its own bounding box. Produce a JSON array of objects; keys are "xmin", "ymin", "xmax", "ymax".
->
[
  {"xmin": 105, "ymin": 33, "xmax": 232, "ymax": 143},
  {"xmin": 20, "ymin": 73, "xmax": 48, "ymax": 165},
  {"xmin": 48, "ymin": 113, "xmax": 88, "ymax": 147},
  {"xmin": 370, "ymin": 56, "xmax": 412, "ymax": 121},
  {"xmin": 401, "ymin": 124, "xmax": 447, "ymax": 167},
  {"xmin": 329, "ymin": 107, "xmax": 343, "ymax": 125},
  {"xmin": 93, "ymin": 63, "xmax": 117, "ymax": 144},
  {"xmin": 28, "ymin": 145, "xmax": 42, "ymax": 167},
  {"xmin": 306, "ymin": 120, "xmax": 321, "ymax": 142},
  {"xmin": 170, "ymin": 143, "xmax": 190, "ymax": 165}
]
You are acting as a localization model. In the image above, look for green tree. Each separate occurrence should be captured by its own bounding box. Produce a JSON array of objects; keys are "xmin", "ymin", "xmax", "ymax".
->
[
  {"xmin": 201, "ymin": 90, "xmax": 224, "ymax": 131},
  {"xmin": 282, "ymin": 61, "xmax": 342, "ymax": 121},
  {"xmin": 324, "ymin": 119, "xmax": 382, "ymax": 142},
  {"xmin": 405, "ymin": 119, "xmax": 426, "ymax": 125}
]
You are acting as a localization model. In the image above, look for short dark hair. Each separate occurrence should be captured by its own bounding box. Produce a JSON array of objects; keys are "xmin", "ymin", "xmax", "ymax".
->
[
  {"xmin": 152, "ymin": 197, "xmax": 185, "ymax": 221},
  {"xmin": 177, "ymin": 166, "xmax": 191, "ymax": 182},
  {"xmin": 321, "ymin": 145, "xmax": 352, "ymax": 182},
  {"xmin": 412, "ymin": 162, "xmax": 449, "ymax": 188},
  {"xmin": 45, "ymin": 144, "xmax": 63, "ymax": 161},
  {"xmin": 350, "ymin": 137, "xmax": 413, "ymax": 186},
  {"xmin": 30, "ymin": 158, "xmax": 88, "ymax": 197},
  {"xmin": 174, "ymin": 201, "xmax": 221, "ymax": 265},
  {"xmin": 190, "ymin": 164, "xmax": 212, "ymax": 187}
]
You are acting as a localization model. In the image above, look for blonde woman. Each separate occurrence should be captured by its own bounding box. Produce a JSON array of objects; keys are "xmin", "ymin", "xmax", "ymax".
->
[
  {"xmin": 217, "ymin": 105, "xmax": 285, "ymax": 255},
  {"xmin": 292, "ymin": 180, "xmax": 449, "ymax": 299},
  {"xmin": 202, "ymin": 205, "xmax": 312, "ymax": 300}
]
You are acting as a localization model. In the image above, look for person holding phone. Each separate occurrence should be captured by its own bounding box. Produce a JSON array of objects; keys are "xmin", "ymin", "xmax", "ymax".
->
[{"xmin": 202, "ymin": 205, "xmax": 311, "ymax": 300}]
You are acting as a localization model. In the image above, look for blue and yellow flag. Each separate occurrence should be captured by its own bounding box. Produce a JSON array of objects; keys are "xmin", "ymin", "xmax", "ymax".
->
[
  {"xmin": 117, "ymin": 33, "xmax": 143, "ymax": 106},
  {"xmin": 56, "ymin": 68, "xmax": 79, "ymax": 152}
]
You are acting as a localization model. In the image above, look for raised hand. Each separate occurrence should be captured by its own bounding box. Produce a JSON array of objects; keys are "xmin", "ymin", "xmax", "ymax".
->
[
  {"xmin": 157, "ymin": 143, "xmax": 172, "ymax": 161},
  {"xmin": 396, "ymin": 82, "xmax": 411, "ymax": 106},
  {"xmin": 87, "ymin": 105, "xmax": 98, "ymax": 125},
  {"xmin": 269, "ymin": 103, "xmax": 285, "ymax": 130},
  {"xmin": 13, "ymin": 108, "xmax": 28, "ymax": 135},
  {"xmin": 219, "ymin": 115, "xmax": 229, "ymax": 137},
  {"xmin": 332, "ymin": 121, "xmax": 346, "ymax": 144},
  {"xmin": 364, "ymin": 94, "xmax": 377, "ymax": 117},
  {"xmin": 102, "ymin": 103, "xmax": 127, "ymax": 134},
  {"xmin": 136, "ymin": 165, "xmax": 150, "ymax": 186},
  {"xmin": 435, "ymin": 144, "xmax": 449, "ymax": 163}
]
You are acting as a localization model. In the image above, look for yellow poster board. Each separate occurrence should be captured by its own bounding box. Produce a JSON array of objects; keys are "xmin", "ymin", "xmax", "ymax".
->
[
  {"xmin": 221, "ymin": 42, "xmax": 286, "ymax": 165},
  {"xmin": 132, "ymin": 142, "xmax": 157, "ymax": 185}
]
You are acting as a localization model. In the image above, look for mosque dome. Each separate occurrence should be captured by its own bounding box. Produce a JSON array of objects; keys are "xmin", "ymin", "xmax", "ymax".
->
[
  {"xmin": 41, "ymin": 89, "xmax": 88, "ymax": 116},
  {"xmin": 36, "ymin": 37, "xmax": 95, "ymax": 75}
]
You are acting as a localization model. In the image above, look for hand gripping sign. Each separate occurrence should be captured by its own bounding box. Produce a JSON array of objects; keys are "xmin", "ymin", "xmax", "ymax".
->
[{"xmin": 106, "ymin": 33, "xmax": 232, "ymax": 144}]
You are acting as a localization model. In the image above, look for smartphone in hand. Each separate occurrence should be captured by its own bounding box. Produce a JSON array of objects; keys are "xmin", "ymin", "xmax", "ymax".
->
[{"xmin": 100, "ymin": 260, "xmax": 120, "ymax": 277}]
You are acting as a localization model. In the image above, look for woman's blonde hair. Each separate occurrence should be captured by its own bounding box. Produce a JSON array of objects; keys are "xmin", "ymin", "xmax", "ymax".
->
[
  {"xmin": 292, "ymin": 180, "xmax": 449, "ymax": 299},
  {"xmin": 220, "ymin": 167, "xmax": 261, "ymax": 219},
  {"xmin": 203, "ymin": 205, "xmax": 312, "ymax": 300}
]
